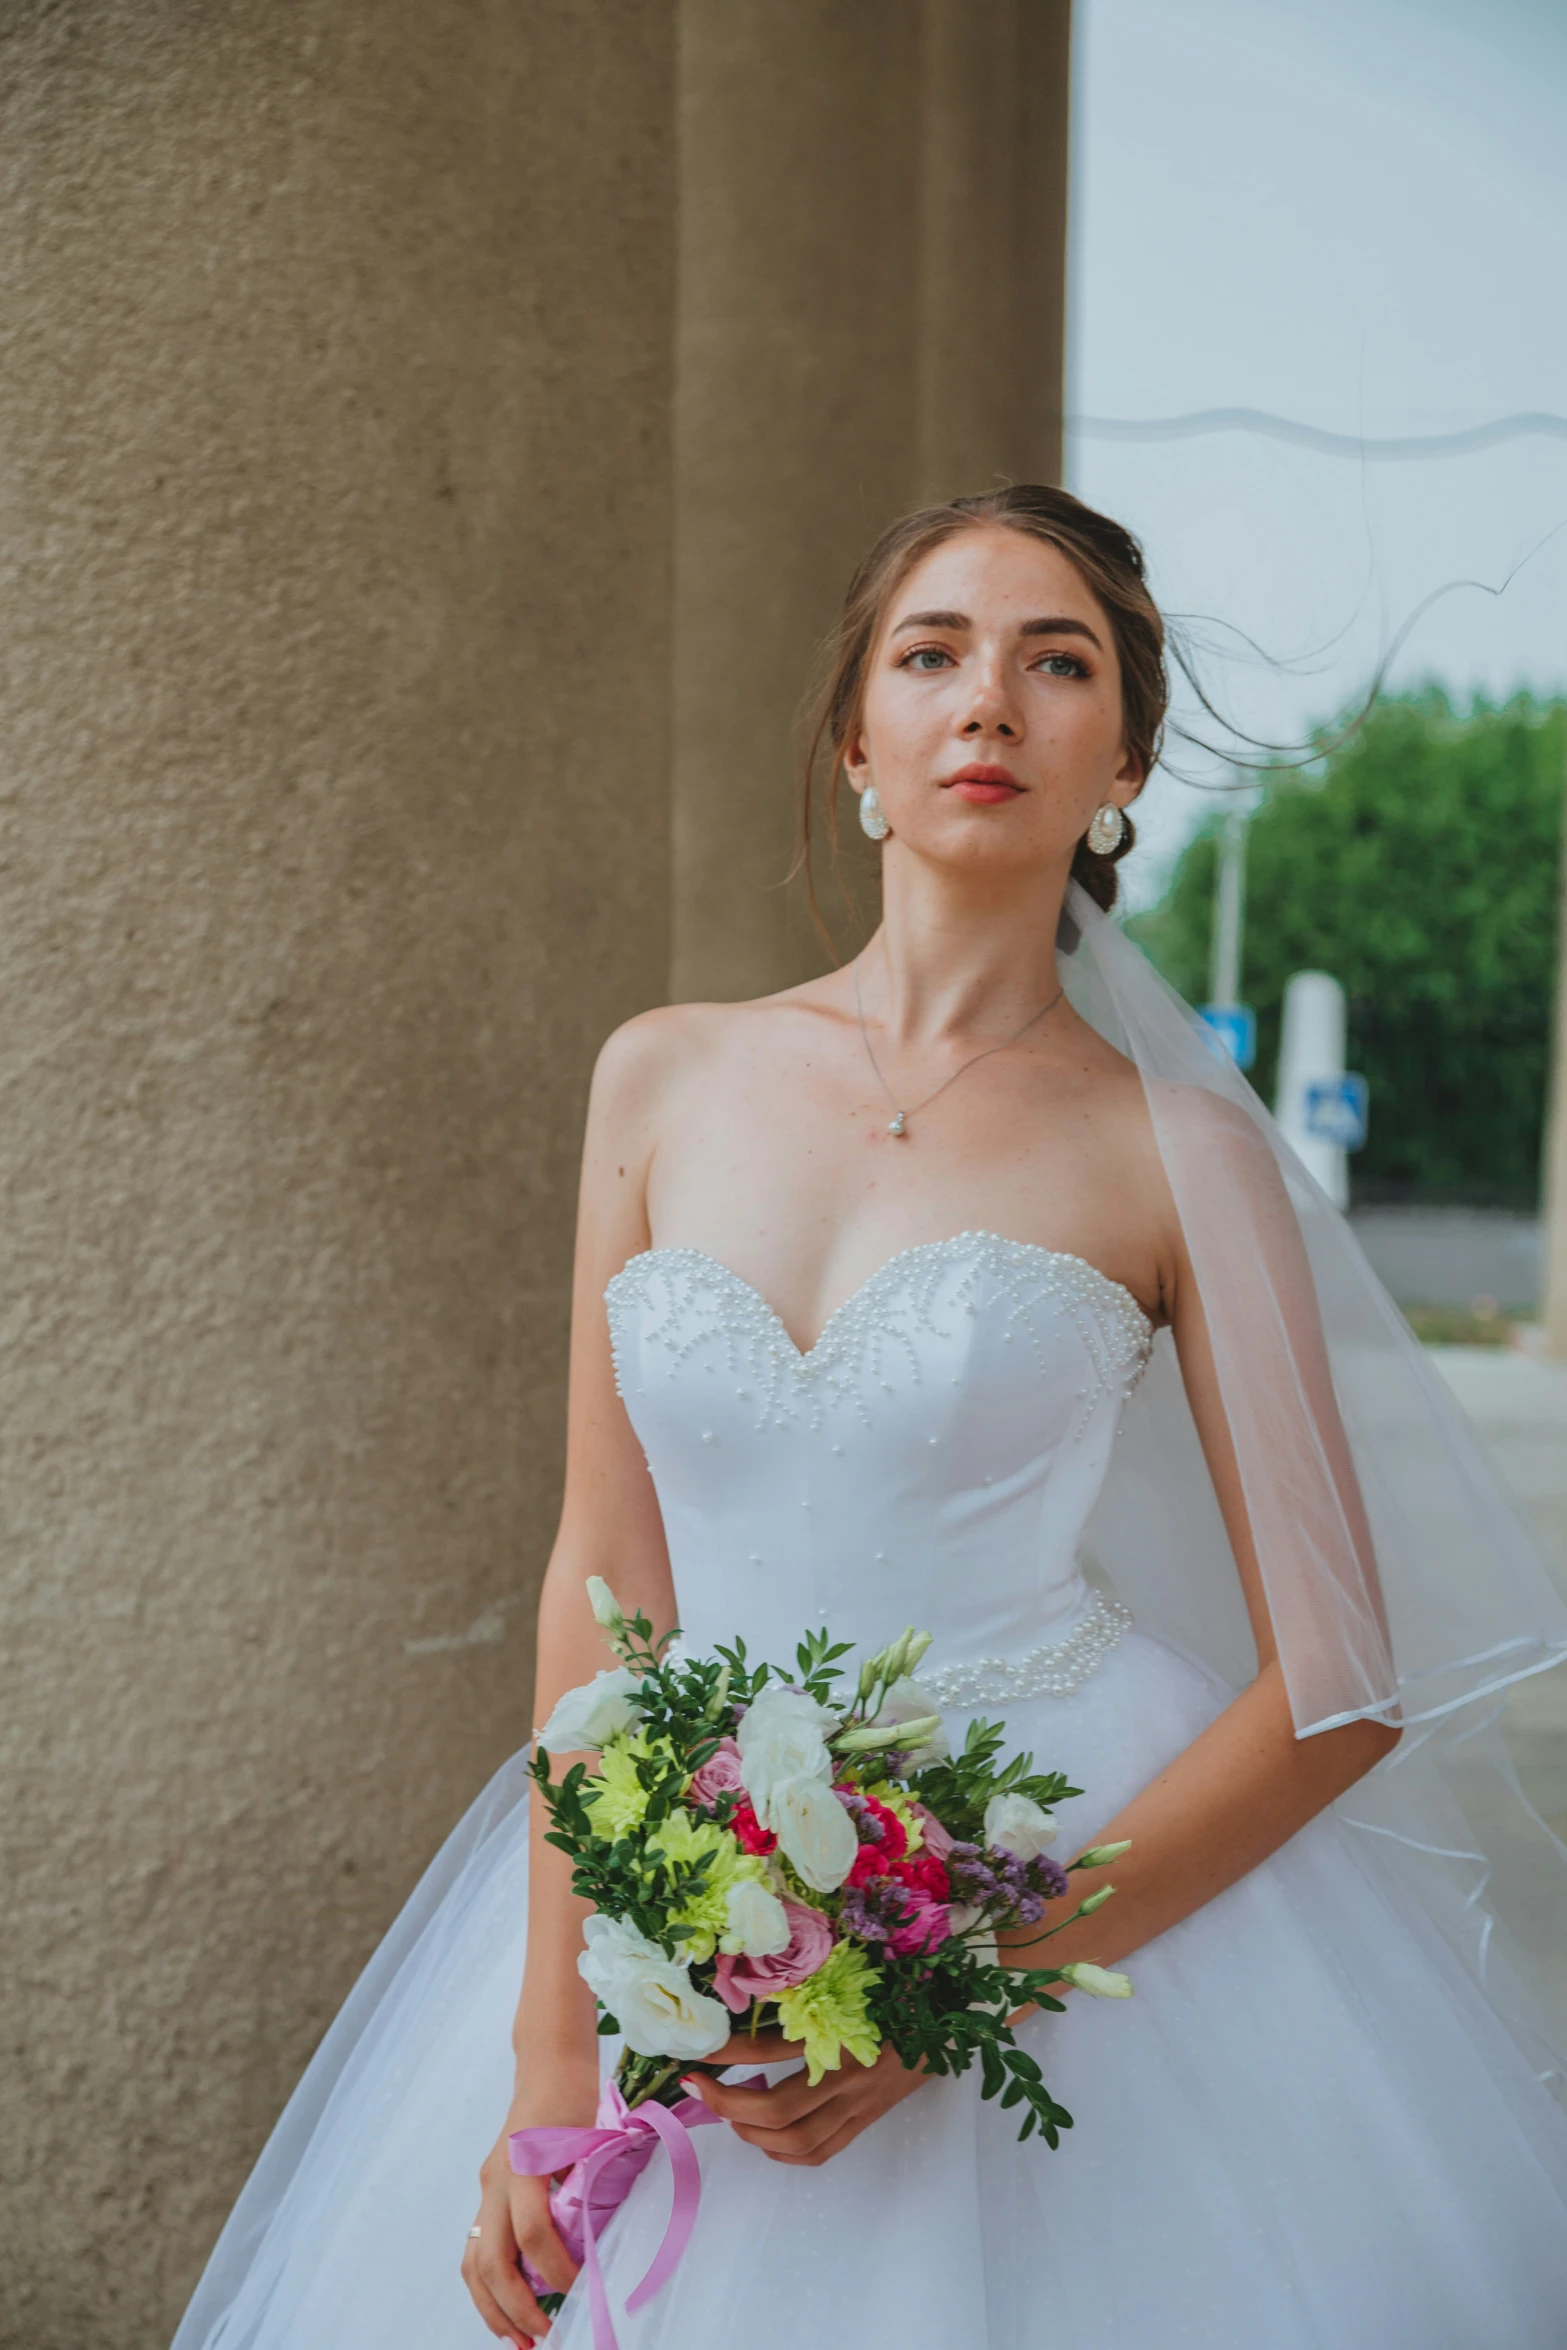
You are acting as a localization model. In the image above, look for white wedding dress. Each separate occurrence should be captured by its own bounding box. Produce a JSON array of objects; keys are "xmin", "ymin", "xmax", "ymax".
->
[{"xmin": 175, "ymin": 1232, "xmax": 1567, "ymax": 2350}]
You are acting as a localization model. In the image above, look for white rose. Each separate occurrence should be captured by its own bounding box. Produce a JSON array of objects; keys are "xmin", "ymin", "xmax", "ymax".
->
[
  {"xmin": 535, "ymin": 1666, "xmax": 641, "ymax": 1755},
  {"xmin": 1058, "ymin": 1961, "xmax": 1134, "ymax": 1999},
  {"xmin": 737, "ymin": 1686, "xmax": 835, "ymax": 1813},
  {"xmin": 984, "ymin": 1792, "xmax": 1058, "ymax": 1861},
  {"xmin": 719, "ymin": 1878, "xmax": 791, "ymax": 1958},
  {"xmin": 736, "ymin": 1683, "xmax": 836, "ymax": 1754},
  {"xmin": 768, "ymin": 1774, "xmax": 860, "ymax": 1892},
  {"xmin": 867, "ymin": 1675, "xmax": 951, "ymax": 1762},
  {"xmin": 577, "ymin": 1913, "xmax": 732, "ymax": 2058}
]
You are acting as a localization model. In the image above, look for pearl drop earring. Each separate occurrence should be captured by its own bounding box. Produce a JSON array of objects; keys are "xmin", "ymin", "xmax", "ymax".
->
[
  {"xmin": 858, "ymin": 784, "xmax": 890, "ymax": 841},
  {"xmin": 1086, "ymin": 802, "xmax": 1125, "ymax": 855}
]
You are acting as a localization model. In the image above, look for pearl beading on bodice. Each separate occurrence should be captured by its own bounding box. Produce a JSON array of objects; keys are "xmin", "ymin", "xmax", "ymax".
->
[
  {"xmin": 912, "ymin": 1588, "xmax": 1135, "ymax": 1708},
  {"xmin": 605, "ymin": 1233, "xmax": 1153, "ymax": 1441}
]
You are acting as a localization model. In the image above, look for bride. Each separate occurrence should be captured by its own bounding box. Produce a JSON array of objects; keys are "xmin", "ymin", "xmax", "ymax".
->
[{"xmin": 173, "ymin": 488, "xmax": 1567, "ymax": 2350}]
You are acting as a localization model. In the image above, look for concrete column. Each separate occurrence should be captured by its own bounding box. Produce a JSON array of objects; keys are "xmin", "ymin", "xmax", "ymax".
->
[
  {"xmin": 672, "ymin": 0, "xmax": 1072, "ymax": 1003},
  {"xmin": 916, "ymin": 0, "xmax": 1073, "ymax": 502},
  {"xmin": 0, "ymin": 8, "xmax": 676, "ymax": 2346}
]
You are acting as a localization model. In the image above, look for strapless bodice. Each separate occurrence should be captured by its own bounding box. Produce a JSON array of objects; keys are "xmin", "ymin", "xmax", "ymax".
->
[{"xmin": 605, "ymin": 1232, "xmax": 1153, "ymax": 1699}]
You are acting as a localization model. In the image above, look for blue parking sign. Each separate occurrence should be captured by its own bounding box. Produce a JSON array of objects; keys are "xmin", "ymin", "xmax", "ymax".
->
[
  {"xmin": 1305, "ymin": 1075, "xmax": 1369, "ymax": 1150},
  {"xmin": 1198, "ymin": 1004, "xmax": 1257, "ymax": 1070}
]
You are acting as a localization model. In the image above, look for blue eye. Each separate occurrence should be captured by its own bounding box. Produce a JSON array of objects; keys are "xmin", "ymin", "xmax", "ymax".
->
[
  {"xmin": 1036, "ymin": 651, "xmax": 1087, "ymax": 678},
  {"xmin": 903, "ymin": 646, "xmax": 952, "ymax": 672}
]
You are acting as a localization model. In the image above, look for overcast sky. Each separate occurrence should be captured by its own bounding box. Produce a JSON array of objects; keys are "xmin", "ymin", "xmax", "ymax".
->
[{"xmin": 1068, "ymin": 0, "xmax": 1567, "ymax": 908}]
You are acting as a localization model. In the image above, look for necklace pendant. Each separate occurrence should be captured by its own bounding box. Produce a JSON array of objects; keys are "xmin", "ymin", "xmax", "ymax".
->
[{"xmin": 888, "ymin": 1111, "xmax": 907, "ymax": 1137}]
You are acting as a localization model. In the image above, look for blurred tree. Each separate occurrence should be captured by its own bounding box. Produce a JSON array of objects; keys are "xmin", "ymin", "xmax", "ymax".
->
[{"xmin": 1129, "ymin": 690, "xmax": 1567, "ymax": 1202}]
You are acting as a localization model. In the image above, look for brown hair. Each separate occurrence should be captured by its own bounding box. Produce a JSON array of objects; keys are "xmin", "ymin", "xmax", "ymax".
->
[{"xmin": 801, "ymin": 484, "xmax": 1168, "ymax": 926}]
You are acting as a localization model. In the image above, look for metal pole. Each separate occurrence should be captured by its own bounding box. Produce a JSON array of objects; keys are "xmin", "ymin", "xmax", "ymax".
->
[{"xmin": 1208, "ymin": 801, "xmax": 1248, "ymax": 1008}]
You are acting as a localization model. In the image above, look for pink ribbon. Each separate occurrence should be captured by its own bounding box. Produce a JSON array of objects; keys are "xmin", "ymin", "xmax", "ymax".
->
[{"xmin": 510, "ymin": 2076, "xmax": 763, "ymax": 2348}]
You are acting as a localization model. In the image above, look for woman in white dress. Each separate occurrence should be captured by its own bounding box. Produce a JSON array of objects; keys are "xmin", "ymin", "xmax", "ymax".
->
[{"xmin": 173, "ymin": 488, "xmax": 1567, "ymax": 2350}]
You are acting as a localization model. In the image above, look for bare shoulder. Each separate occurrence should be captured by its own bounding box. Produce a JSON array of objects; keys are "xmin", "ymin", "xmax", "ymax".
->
[
  {"xmin": 589, "ymin": 982, "xmax": 837, "ymax": 1140},
  {"xmin": 594, "ymin": 984, "xmax": 823, "ymax": 1098},
  {"xmin": 591, "ymin": 1000, "xmax": 723, "ymax": 1110}
]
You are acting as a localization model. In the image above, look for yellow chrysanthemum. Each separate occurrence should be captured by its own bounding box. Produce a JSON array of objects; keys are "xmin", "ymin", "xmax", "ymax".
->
[
  {"xmin": 582, "ymin": 1733, "xmax": 658, "ymax": 1840},
  {"xmin": 775, "ymin": 1939, "xmax": 882, "ymax": 2084},
  {"xmin": 645, "ymin": 1809, "xmax": 769, "ymax": 1963}
]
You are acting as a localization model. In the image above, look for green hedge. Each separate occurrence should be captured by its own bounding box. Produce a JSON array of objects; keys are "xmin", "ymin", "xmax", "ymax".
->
[{"xmin": 1128, "ymin": 691, "xmax": 1566, "ymax": 1202}]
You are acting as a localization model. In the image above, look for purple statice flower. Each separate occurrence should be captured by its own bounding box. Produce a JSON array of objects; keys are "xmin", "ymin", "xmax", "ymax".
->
[
  {"xmin": 946, "ymin": 1841, "xmax": 1001, "ymax": 1903},
  {"xmin": 987, "ymin": 1847, "xmax": 1032, "ymax": 1906},
  {"xmin": 838, "ymin": 1874, "xmax": 912, "ymax": 1943},
  {"xmin": 1031, "ymin": 1855, "xmax": 1070, "ymax": 1903},
  {"xmin": 837, "ymin": 1791, "xmax": 887, "ymax": 1844}
]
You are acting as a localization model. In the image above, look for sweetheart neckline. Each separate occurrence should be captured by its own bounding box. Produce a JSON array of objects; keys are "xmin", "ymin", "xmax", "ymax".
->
[{"xmin": 608, "ymin": 1232, "xmax": 1155, "ymax": 1364}]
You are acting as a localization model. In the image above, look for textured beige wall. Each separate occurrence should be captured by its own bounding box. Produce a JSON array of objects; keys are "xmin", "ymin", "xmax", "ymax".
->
[
  {"xmin": 0, "ymin": 7, "xmax": 676, "ymax": 2347},
  {"xmin": 672, "ymin": 0, "xmax": 1072, "ymax": 1003}
]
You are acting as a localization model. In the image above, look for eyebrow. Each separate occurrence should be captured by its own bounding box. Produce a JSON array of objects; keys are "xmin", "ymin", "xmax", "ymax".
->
[{"xmin": 892, "ymin": 609, "xmax": 1104, "ymax": 651}]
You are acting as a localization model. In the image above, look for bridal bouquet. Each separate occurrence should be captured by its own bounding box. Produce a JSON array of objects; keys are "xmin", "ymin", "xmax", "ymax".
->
[{"xmin": 512, "ymin": 1583, "xmax": 1131, "ymax": 2330}]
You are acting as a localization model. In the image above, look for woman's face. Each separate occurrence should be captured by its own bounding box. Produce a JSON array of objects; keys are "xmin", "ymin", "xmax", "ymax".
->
[{"xmin": 844, "ymin": 525, "xmax": 1141, "ymax": 882}]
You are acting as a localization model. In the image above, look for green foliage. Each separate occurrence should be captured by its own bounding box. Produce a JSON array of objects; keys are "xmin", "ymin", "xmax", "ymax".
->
[
  {"xmin": 1129, "ymin": 690, "xmax": 1566, "ymax": 1200},
  {"xmin": 866, "ymin": 1935, "xmax": 1073, "ymax": 2146},
  {"xmin": 910, "ymin": 1714, "xmax": 1079, "ymax": 1848}
]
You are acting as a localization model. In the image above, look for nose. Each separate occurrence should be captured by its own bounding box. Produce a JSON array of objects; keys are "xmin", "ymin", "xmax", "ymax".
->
[{"xmin": 959, "ymin": 650, "xmax": 1022, "ymax": 740}]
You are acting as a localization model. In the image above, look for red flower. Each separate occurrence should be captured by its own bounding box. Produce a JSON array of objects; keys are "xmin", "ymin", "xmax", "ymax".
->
[
  {"xmin": 729, "ymin": 1802, "xmax": 777, "ymax": 1856},
  {"xmin": 860, "ymin": 1795, "xmax": 908, "ymax": 1862},
  {"xmin": 846, "ymin": 1842, "xmax": 884, "ymax": 1889},
  {"xmin": 891, "ymin": 1851, "xmax": 951, "ymax": 1904}
]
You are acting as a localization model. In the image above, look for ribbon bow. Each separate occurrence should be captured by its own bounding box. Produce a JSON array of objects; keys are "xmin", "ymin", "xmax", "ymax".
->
[{"xmin": 510, "ymin": 2076, "xmax": 761, "ymax": 2348}]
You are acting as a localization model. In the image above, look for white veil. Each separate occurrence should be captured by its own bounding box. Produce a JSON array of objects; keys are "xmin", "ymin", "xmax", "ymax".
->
[{"xmin": 1063, "ymin": 884, "xmax": 1567, "ymax": 2077}]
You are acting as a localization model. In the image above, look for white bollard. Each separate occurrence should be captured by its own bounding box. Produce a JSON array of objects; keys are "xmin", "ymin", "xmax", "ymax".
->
[{"xmin": 1275, "ymin": 971, "xmax": 1349, "ymax": 1208}]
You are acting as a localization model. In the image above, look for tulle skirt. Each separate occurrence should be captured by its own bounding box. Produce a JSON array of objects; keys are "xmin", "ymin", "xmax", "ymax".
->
[{"xmin": 173, "ymin": 1632, "xmax": 1567, "ymax": 2349}]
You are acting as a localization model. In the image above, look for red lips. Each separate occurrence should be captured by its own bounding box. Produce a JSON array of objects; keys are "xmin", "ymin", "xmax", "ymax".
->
[{"xmin": 943, "ymin": 763, "xmax": 1023, "ymax": 804}]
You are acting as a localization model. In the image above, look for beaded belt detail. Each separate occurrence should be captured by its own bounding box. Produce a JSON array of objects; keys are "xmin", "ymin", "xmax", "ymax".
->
[{"xmin": 911, "ymin": 1589, "xmax": 1134, "ymax": 1709}]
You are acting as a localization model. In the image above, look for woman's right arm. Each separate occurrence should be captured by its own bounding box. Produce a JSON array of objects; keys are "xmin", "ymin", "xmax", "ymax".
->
[{"xmin": 463, "ymin": 1013, "xmax": 686, "ymax": 2344}]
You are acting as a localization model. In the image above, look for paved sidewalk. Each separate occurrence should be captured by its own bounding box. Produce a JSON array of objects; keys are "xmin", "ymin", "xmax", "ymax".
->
[
  {"xmin": 1425, "ymin": 1347, "xmax": 1567, "ymax": 2018},
  {"xmin": 1430, "ymin": 1346, "xmax": 1567, "ymax": 1835}
]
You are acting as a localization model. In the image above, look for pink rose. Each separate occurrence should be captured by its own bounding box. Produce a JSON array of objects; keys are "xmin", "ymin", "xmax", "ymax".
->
[
  {"xmin": 888, "ymin": 1890, "xmax": 951, "ymax": 1957},
  {"xmin": 713, "ymin": 1898, "xmax": 833, "ymax": 2013},
  {"xmin": 687, "ymin": 1737, "xmax": 746, "ymax": 1810},
  {"xmin": 913, "ymin": 1803, "xmax": 955, "ymax": 1860}
]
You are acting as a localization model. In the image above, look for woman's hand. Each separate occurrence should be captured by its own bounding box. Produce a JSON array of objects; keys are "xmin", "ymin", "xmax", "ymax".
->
[
  {"xmin": 684, "ymin": 2038, "xmax": 927, "ymax": 2167},
  {"xmin": 462, "ymin": 2066, "xmax": 596, "ymax": 2344}
]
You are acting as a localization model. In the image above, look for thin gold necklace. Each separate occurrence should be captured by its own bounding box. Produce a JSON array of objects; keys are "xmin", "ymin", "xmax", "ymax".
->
[{"xmin": 851, "ymin": 954, "xmax": 1064, "ymax": 1139}]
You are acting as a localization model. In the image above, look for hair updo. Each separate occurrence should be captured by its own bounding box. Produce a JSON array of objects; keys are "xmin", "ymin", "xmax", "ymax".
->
[{"xmin": 802, "ymin": 483, "xmax": 1168, "ymax": 915}]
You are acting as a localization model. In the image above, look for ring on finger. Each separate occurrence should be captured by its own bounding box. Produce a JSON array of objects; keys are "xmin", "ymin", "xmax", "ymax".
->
[{"xmin": 467, "ymin": 2224, "xmax": 483, "ymax": 2238}]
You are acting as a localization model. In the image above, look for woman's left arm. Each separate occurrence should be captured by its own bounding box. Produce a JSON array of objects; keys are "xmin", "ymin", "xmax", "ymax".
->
[{"xmin": 1005, "ymin": 1228, "xmax": 1400, "ymax": 1980}]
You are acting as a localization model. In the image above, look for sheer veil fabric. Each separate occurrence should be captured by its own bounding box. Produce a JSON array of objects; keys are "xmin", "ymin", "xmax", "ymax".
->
[{"xmin": 1066, "ymin": 883, "xmax": 1567, "ymax": 2070}]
